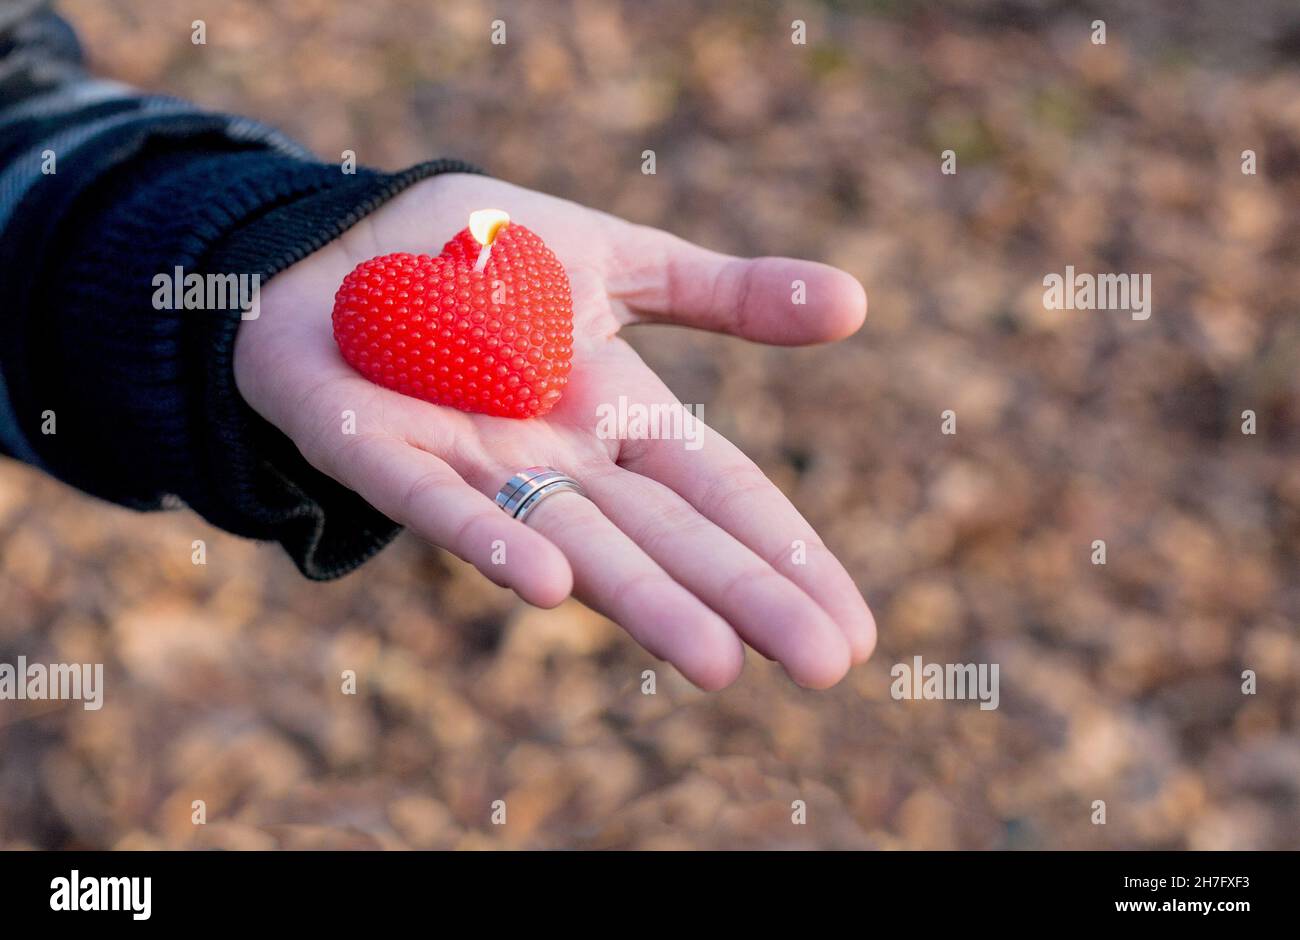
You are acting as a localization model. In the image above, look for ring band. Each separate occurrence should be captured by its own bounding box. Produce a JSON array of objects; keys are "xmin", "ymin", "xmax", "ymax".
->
[
  {"xmin": 494, "ymin": 466, "xmax": 586, "ymax": 524},
  {"xmin": 494, "ymin": 466, "xmax": 559, "ymax": 515},
  {"xmin": 494, "ymin": 467, "xmax": 570, "ymax": 516},
  {"xmin": 514, "ymin": 479, "xmax": 585, "ymax": 523}
]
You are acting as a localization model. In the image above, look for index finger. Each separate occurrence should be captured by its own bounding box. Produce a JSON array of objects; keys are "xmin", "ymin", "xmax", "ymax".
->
[
  {"xmin": 623, "ymin": 427, "xmax": 877, "ymax": 664},
  {"xmin": 605, "ymin": 350, "xmax": 877, "ymax": 663}
]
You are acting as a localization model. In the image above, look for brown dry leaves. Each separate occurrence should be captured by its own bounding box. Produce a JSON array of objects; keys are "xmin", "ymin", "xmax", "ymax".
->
[{"xmin": 1, "ymin": 0, "xmax": 1296, "ymax": 849}]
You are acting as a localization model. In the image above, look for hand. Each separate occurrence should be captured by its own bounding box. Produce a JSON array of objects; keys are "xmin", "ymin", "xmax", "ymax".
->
[{"xmin": 234, "ymin": 173, "xmax": 875, "ymax": 690}]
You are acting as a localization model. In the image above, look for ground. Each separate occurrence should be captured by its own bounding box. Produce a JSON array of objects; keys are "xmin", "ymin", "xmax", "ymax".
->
[{"xmin": 0, "ymin": 0, "xmax": 1296, "ymax": 849}]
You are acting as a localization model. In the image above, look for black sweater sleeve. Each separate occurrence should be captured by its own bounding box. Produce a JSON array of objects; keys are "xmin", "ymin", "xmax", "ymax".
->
[{"xmin": 0, "ymin": 4, "xmax": 481, "ymax": 578}]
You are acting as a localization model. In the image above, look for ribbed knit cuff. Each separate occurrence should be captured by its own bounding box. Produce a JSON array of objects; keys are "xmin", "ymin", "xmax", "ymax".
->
[
  {"xmin": 14, "ymin": 122, "xmax": 479, "ymax": 578},
  {"xmin": 201, "ymin": 157, "xmax": 485, "ymax": 578}
]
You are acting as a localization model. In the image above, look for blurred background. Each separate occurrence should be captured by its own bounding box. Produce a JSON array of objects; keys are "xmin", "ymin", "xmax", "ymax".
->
[{"xmin": 1, "ymin": 0, "xmax": 1297, "ymax": 849}]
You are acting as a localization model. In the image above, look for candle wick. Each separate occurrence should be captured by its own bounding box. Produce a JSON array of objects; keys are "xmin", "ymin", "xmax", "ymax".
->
[{"xmin": 473, "ymin": 243, "xmax": 492, "ymax": 272}]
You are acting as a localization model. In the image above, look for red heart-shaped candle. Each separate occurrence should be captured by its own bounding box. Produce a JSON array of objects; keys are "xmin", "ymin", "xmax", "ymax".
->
[{"xmin": 331, "ymin": 211, "xmax": 574, "ymax": 418}]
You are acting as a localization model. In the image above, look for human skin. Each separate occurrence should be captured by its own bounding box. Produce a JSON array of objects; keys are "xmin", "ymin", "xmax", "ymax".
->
[{"xmin": 234, "ymin": 172, "xmax": 876, "ymax": 690}]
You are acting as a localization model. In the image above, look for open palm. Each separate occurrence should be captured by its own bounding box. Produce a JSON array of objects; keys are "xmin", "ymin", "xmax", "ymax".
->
[{"xmin": 234, "ymin": 172, "xmax": 875, "ymax": 689}]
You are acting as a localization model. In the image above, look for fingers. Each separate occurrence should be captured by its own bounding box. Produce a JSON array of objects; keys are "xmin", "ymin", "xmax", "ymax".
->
[
  {"xmin": 520, "ymin": 490, "xmax": 747, "ymax": 691},
  {"xmin": 579, "ymin": 464, "xmax": 852, "ymax": 689},
  {"xmin": 320, "ymin": 433, "xmax": 573, "ymax": 608},
  {"xmin": 308, "ymin": 419, "xmax": 748, "ymax": 690},
  {"xmin": 589, "ymin": 346, "xmax": 877, "ymax": 668},
  {"xmin": 606, "ymin": 226, "xmax": 867, "ymax": 345},
  {"xmin": 619, "ymin": 428, "xmax": 877, "ymax": 667}
]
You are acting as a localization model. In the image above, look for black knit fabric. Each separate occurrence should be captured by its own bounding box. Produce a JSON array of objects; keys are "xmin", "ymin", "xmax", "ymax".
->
[{"xmin": 0, "ymin": 116, "xmax": 481, "ymax": 578}]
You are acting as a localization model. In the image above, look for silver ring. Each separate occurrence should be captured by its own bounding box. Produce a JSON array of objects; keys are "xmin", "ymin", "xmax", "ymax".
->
[
  {"xmin": 488, "ymin": 465, "xmax": 548, "ymax": 512},
  {"xmin": 494, "ymin": 466, "xmax": 586, "ymax": 524}
]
